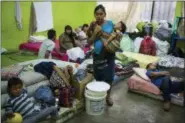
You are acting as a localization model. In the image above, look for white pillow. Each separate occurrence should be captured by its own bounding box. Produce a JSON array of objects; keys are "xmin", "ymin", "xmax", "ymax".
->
[{"xmin": 133, "ymin": 67, "xmax": 151, "ymax": 81}]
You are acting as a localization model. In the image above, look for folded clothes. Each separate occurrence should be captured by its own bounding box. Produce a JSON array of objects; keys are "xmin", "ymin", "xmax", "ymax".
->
[{"xmin": 115, "ymin": 62, "xmax": 139, "ymax": 76}]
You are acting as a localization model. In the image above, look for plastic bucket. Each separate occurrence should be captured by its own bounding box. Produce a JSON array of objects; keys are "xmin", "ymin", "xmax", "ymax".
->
[
  {"xmin": 84, "ymin": 81, "xmax": 110, "ymax": 115},
  {"xmin": 85, "ymin": 88, "xmax": 106, "ymax": 97},
  {"xmin": 85, "ymin": 92, "xmax": 107, "ymax": 115}
]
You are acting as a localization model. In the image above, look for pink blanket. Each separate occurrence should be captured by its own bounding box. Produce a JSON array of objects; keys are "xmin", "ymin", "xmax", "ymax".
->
[
  {"xmin": 127, "ymin": 74, "xmax": 161, "ymax": 95},
  {"xmin": 19, "ymin": 41, "xmax": 90, "ymax": 61}
]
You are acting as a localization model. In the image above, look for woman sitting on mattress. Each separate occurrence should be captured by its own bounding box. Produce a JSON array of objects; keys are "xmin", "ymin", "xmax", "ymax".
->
[
  {"xmin": 59, "ymin": 25, "xmax": 82, "ymax": 52},
  {"xmin": 146, "ymin": 63, "xmax": 184, "ymax": 111}
]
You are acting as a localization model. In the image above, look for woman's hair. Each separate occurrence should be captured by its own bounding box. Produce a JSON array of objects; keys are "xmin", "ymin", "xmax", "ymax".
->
[
  {"xmin": 82, "ymin": 24, "xmax": 89, "ymax": 31},
  {"xmin": 94, "ymin": 4, "xmax": 106, "ymax": 15},
  {"xmin": 65, "ymin": 25, "xmax": 72, "ymax": 32},
  {"xmin": 119, "ymin": 21, "xmax": 127, "ymax": 33},
  {"xmin": 64, "ymin": 25, "xmax": 76, "ymax": 46},
  {"xmin": 7, "ymin": 77, "xmax": 23, "ymax": 93},
  {"xmin": 47, "ymin": 29, "xmax": 56, "ymax": 40}
]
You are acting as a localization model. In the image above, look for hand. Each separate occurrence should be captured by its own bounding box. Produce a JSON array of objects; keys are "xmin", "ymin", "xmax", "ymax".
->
[
  {"xmin": 94, "ymin": 25, "xmax": 102, "ymax": 35},
  {"xmin": 7, "ymin": 113, "xmax": 15, "ymax": 119},
  {"xmin": 163, "ymin": 71, "xmax": 170, "ymax": 76}
]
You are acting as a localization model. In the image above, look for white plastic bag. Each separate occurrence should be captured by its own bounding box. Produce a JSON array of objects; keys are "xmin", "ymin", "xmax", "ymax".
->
[
  {"xmin": 152, "ymin": 37, "xmax": 170, "ymax": 57},
  {"xmin": 67, "ymin": 47, "xmax": 85, "ymax": 61}
]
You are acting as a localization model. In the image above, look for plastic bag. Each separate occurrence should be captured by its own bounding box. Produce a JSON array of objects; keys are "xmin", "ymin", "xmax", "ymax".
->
[
  {"xmin": 120, "ymin": 34, "xmax": 134, "ymax": 52},
  {"xmin": 67, "ymin": 47, "xmax": 85, "ymax": 61}
]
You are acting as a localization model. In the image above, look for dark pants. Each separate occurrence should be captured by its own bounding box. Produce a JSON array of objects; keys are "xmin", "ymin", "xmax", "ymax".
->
[
  {"xmin": 93, "ymin": 50, "xmax": 115, "ymax": 85},
  {"xmin": 160, "ymin": 77, "xmax": 184, "ymax": 102}
]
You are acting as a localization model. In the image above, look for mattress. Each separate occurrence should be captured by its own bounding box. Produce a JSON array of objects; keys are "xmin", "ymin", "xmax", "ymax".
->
[
  {"xmin": 127, "ymin": 74, "xmax": 184, "ymax": 106},
  {"xmin": 19, "ymin": 42, "xmax": 90, "ymax": 61},
  {"xmin": 122, "ymin": 51, "xmax": 160, "ymax": 68}
]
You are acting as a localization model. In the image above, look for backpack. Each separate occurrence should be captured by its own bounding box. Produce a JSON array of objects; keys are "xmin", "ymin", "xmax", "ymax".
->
[
  {"xmin": 35, "ymin": 86, "xmax": 55, "ymax": 106},
  {"xmin": 139, "ymin": 36, "xmax": 156, "ymax": 56}
]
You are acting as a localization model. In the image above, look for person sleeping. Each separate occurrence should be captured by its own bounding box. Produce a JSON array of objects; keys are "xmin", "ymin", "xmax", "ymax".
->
[{"xmin": 146, "ymin": 63, "xmax": 184, "ymax": 111}]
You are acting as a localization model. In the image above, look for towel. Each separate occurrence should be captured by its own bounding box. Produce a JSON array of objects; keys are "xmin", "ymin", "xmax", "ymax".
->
[
  {"xmin": 29, "ymin": 2, "xmax": 53, "ymax": 35},
  {"xmin": 15, "ymin": 1, "xmax": 22, "ymax": 30}
]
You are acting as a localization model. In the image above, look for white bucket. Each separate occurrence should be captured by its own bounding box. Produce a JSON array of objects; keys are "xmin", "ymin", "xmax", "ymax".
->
[{"xmin": 84, "ymin": 81, "xmax": 110, "ymax": 115}]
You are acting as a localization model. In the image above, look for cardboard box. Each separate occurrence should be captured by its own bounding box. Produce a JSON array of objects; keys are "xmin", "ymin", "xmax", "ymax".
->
[{"xmin": 71, "ymin": 73, "xmax": 94, "ymax": 101}]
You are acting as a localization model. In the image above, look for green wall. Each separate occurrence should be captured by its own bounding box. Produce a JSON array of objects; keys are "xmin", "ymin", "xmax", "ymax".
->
[
  {"xmin": 174, "ymin": 1, "xmax": 184, "ymax": 51},
  {"xmin": 1, "ymin": 1, "xmax": 96, "ymax": 50}
]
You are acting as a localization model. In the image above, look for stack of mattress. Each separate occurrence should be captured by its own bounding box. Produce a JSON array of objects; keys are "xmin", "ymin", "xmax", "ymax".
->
[{"xmin": 1, "ymin": 59, "xmax": 84, "ymax": 123}]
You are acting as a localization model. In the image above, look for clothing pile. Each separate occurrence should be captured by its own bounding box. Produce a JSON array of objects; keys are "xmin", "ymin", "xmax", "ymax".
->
[
  {"xmin": 34, "ymin": 62, "xmax": 76, "ymax": 107},
  {"xmin": 115, "ymin": 53, "xmax": 139, "ymax": 76},
  {"xmin": 158, "ymin": 55, "xmax": 184, "ymax": 69}
]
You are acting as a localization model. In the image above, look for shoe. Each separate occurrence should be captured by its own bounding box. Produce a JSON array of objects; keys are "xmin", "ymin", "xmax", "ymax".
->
[
  {"xmin": 163, "ymin": 101, "xmax": 171, "ymax": 111},
  {"xmin": 106, "ymin": 97, "xmax": 113, "ymax": 106}
]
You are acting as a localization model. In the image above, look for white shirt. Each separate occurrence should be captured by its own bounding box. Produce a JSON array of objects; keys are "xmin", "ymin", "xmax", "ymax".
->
[
  {"xmin": 38, "ymin": 39, "xmax": 55, "ymax": 59},
  {"xmin": 77, "ymin": 31, "xmax": 87, "ymax": 45}
]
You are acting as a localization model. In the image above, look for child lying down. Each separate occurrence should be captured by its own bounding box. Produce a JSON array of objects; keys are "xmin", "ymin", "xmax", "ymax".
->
[{"xmin": 146, "ymin": 63, "xmax": 184, "ymax": 111}]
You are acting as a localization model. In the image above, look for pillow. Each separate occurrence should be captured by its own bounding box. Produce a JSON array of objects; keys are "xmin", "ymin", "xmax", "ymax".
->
[
  {"xmin": 1, "ymin": 81, "xmax": 8, "ymax": 94},
  {"xmin": 19, "ymin": 71, "xmax": 47, "ymax": 87},
  {"xmin": 133, "ymin": 67, "xmax": 151, "ymax": 81},
  {"xmin": 1, "ymin": 65, "xmax": 24, "ymax": 80}
]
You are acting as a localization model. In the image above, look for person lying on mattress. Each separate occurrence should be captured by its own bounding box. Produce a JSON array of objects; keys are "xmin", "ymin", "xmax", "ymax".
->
[
  {"xmin": 59, "ymin": 25, "xmax": 83, "ymax": 52},
  {"xmin": 146, "ymin": 63, "xmax": 184, "ymax": 111},
  {"xmin": 38, "ymin": 29, "xmax": 63, "ymax": 59}
]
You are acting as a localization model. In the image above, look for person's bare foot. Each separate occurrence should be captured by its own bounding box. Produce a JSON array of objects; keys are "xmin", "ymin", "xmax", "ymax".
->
[{"xmin": 164, "ymin": 101, "xmax": 171, "ymax": 111}]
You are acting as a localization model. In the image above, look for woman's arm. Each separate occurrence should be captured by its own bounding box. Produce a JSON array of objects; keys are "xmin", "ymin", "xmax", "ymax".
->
[
  {"xmin": 59, "ymin": 35, "xmax": 67, "ymax": 51},
  {"xmin": 87, "ymin": 22, "xmax": 102, "ymax": 45}
]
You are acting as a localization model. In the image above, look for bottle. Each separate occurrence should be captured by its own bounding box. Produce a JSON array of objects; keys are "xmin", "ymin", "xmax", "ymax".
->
[
  {"xmin": 55, "ymin": 98, "xmax": 59, "ymax": 107},
  {"xmin": 55, "ymin": 98, "xmax": 60, "ymax": 111}
]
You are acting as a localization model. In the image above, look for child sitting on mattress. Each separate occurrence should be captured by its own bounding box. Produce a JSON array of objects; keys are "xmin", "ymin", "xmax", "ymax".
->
[
  {"xmin": 38, "ymin": 29, "xmax": 63, "ymax": 59},
  {"xmin": 4, "ymin": 77, "xmax": 58, "ymax": 123},
  {"xmin": 146, "ymin": 63, "xmax": 184, "ymax": 111}
]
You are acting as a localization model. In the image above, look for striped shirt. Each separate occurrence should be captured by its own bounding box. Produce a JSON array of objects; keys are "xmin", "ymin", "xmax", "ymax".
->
[{"xmin": 5, "ymin": 89, "xmax": 35, "ymax": 118}]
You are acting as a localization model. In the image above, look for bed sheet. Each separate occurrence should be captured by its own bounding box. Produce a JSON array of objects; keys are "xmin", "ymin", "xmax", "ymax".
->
[
  {"xmin": 127, "ymin": 74, "xmax": 161, "ymax": 95},
  {"xmin": 122, "ymin": 51, "xmax": 160, "ymax": 68},
  {"xmin": 19, "ymin": 42, "xmax": 90, "ymax": 61}
]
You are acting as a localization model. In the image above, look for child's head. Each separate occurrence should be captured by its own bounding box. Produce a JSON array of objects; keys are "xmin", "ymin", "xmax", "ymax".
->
[
  {"xmin": 75, "ymin": 27, "xmax": 81, "ymax": 34},
  {"xmin": 114, "ymin": 21, "xmax": 127, "ymax": 34},
  {"xmin": 65, "ymin": 25, "xmax": 73, "ymax": 35},
  {"xmin": 47, "ymin": 29, "xmax": 56, "ymax": 41},
  {"xmin": 82, "ymin": 24, "xmax": 89, "ymax": 32},
  {"xmin": 146, "ymin": 63, "xmax": 157, "ymax": 70},
  {"xmin": 8, "ymin": 77, "xmax": 23, "ymax": 97}
]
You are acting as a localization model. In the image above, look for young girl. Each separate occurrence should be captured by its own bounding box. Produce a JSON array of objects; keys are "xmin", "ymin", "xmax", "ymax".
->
[{"xmin": 5, "ymin": 77, "xmax": 58, "ymax": 123}]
